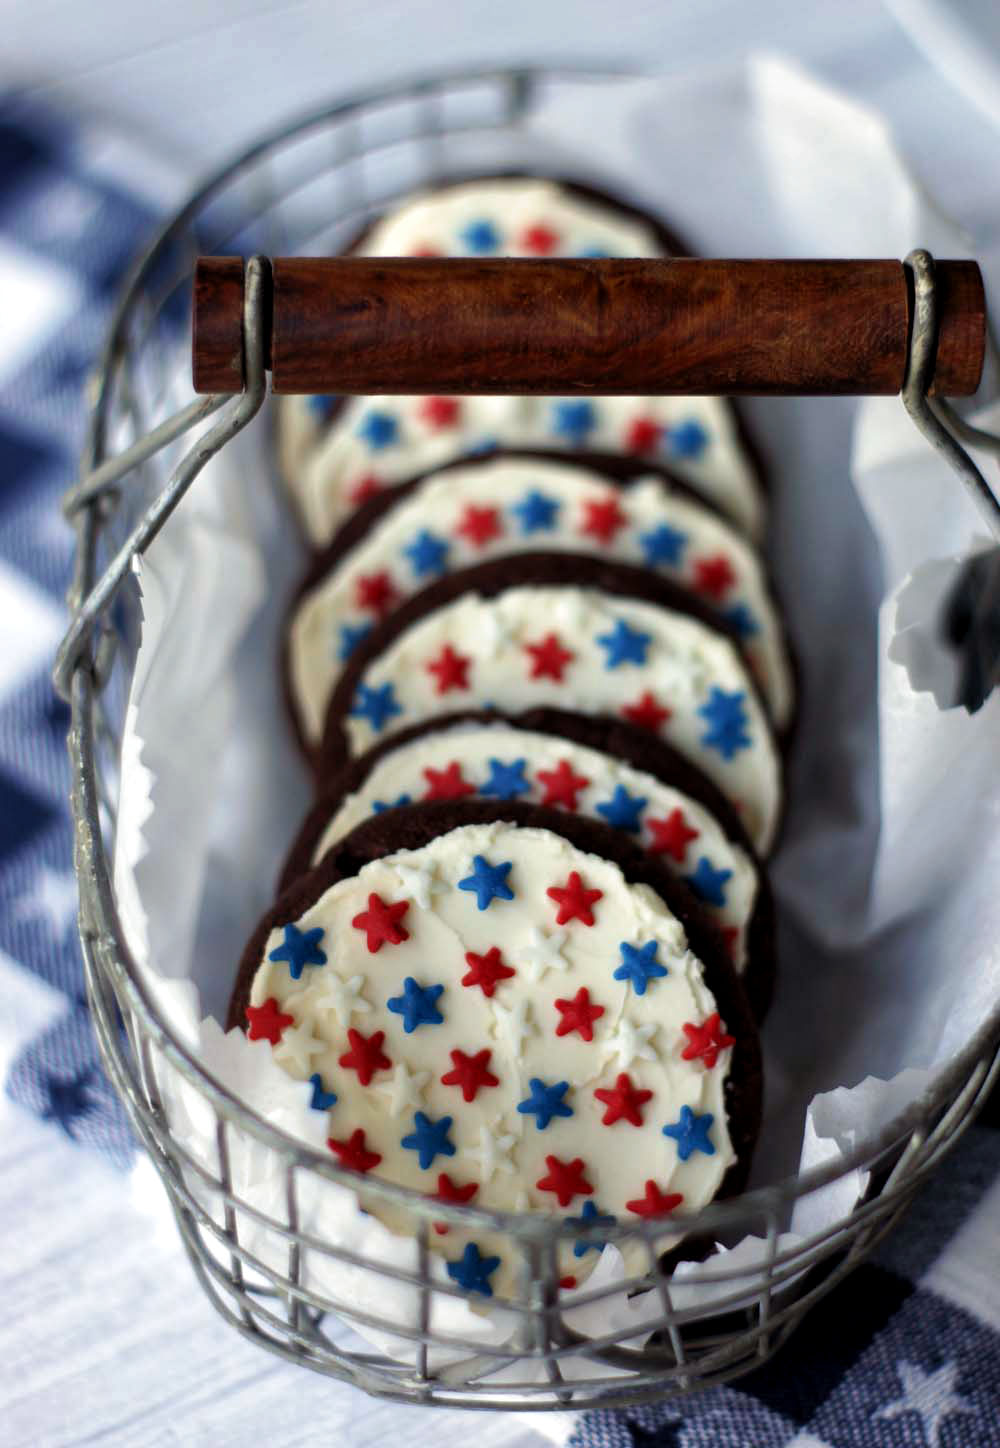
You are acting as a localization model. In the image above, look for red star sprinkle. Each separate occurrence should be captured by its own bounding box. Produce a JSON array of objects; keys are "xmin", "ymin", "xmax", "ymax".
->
[
  {"xmin": 646, "ymin": 808, "xmax": 700, "ymax": 862},
  {"xmin": 351, "ymin": 893, "xmax": 410, "ymax": 952},
  {"xmin": 536, "ymin": 1155, "xmax": 594, "ymax": 1207},
  {"xmin": 625, "ymin": 1181, "xmax": 684, "ymax": 1218},
  {"xmin": 354, "ymin": 570, "xmax": 398, "ymax": 617},
  {"xmin": 580, "ymin": 495, "xmax": 628, "ymax": 544},
  {"xmin": 441, "ymin": 1047, "xmax": 500, "ymax": 1102},
  {"xmin": 422, "ymin": 761, "xmax": 478, "ymax": 801},
  {"xmin": 348, "ymin": 473, "xmax": 381, "ymax": 506},
  {"xmin": 456, "ymin": 504, "xmax": 503, "ymax": 547},
  {"xmin": 426, "ymin": 643, "xmax": 472, "ymax": 694},
  {"xmin": 547, "ymin": 871, "xmax": 603, "ymax": 927},
  {"xmin": 593, "ymin": 1072, "xmax": 653, "ymax": 1127},
  {"xmin": 536, "ymin": 759, "xmax": 590, "ymax": 811},
  {"xmin": 524, "ymin": 632, "xmax": 575, "ymax": 681},
  {"xmin": 559, "ymin": 1275, "xmax": 578, "ymax": 1290},
  {"xmin": 720, "ymin": 926, "xmax": 739, "ymax": 961},
  {"xmin": 554, "ymin": 987, "xmax": 605, "ymax": 1042},
  {"xmin": 338, "ymin": 1028, "xmax": 392, "ymax": 1085},
  {"xmin": 519, "ymin": 223, "xmax": 560, "ymax": 254},
  {"xmin": 624, "ymin": 417, "xmax": 662, "ymax": 454},
  {"xmin": 432, "ymin": 1172, "xmax": 479, "ymax": 1234},
  {"xmin": 410, "ymin": 244, "xmax": 441, "ymax": 257},
  {"xmin": 680, "ymin": 1013, "xmax": 736, "ymax": 1069},
  {"xmin": 328, "ymin": 1127, "xmax": 382, "ymax": 1174},
  {"xmin": 621, "ymin": 691, "xmax": 672, "ymax": 733},
  {"xmin": 461, "ymin": 946, "xmax": 516, "ymax": 998},
  {"xmin": 245, "ymin": 997, "xmax": 294, "ymax": 1045},
  {"xmin": 420, "ymin": 395, "xmax": 461, "ymax": 429},
  {"xmin": 693, "ymin": 554, "xmax": 737, "ymax": 601}
]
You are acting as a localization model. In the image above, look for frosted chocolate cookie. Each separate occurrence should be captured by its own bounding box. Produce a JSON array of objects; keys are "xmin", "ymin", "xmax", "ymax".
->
[
  {"xmin": 318, "ymin": 555, "xmax": 783, "ymax": 854},
  {"xmin": 286, "ymin": 455, "xmax": 792, "ymax": 756},
  {"xmin": 229, "ymin": 808, "xmax": 762, "ymax": 1299}
]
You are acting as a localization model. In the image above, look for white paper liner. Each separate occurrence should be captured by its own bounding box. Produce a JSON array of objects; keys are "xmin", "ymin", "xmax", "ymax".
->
[{"xmin": 110, "ymin": 54, "xmax": 1000, "ymax": 1372}]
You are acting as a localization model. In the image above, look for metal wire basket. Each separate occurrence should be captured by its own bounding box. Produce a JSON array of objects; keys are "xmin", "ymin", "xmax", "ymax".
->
[{"xmin": 56, "ymin": 65, "xmax": 1000, "ymax": 1411}]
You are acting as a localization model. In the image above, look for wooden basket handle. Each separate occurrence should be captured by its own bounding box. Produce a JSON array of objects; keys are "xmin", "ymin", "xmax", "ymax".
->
[{"xmin": 192, "ymin": 255, "xmax": 985, "ymax": 398}]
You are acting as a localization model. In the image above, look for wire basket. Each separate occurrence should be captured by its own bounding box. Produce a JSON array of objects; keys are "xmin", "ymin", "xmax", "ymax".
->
[{"xmin": 58, "ymin": 65, "xmax": 1000, "ymax": 1411}]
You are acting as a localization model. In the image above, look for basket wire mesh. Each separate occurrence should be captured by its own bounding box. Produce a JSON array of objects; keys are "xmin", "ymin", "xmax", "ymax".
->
[{"xmin": 57, "ymin": 65, "xmax": 1000, "ymax": 1410}]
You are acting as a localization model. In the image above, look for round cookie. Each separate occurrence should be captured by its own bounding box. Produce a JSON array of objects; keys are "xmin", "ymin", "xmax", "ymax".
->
[
  {"xmin": 230, "ymin": 805, "xmax": 763, "ymax": 1300},
  {"xmin": 286, "ymin": 454, "xmax": 793, "ymax": 754},
  {"xmin": 319, "ymin": 554, "xmax": 783, "ymax": 854}
]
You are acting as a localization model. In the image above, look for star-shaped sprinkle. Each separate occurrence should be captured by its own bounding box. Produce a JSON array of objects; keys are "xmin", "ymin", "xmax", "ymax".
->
[
  {"xmin": 40, "ymin": 1068, "xmax": 94, "ymax": 1137},
  {"xmin": 246, "ymin": 997, "xmax": 294, "ymax": 1045},
  {"xmin": 621, "ymin": 691, "xmax": 671, "ymax": 732},
  {"xmin": 667, "ymin": 418, "xmax": 709, "ymax": 459},
  {"xmin": 338, "ymin": 1028, "xmax": 392, "ymax": 1085},
  {"xmin": 512, "ymin": 488, "xmax": 560, "ymax": 533},
  {"xmin": 387, "ymin": 976, "xmax": 445, "ymax": 1032},
  {"xmin": 313, "ymin": 972, "xmax": 371, "ymax": 1025},
  {"xmin": 328, "ymin": 1128, "xmax": 381, "ymax": 1173},
  {"xmin": 552, "ymin": 399, "xmax": 596, "ymax": 444},
  {"xmin": 432, "ymin": 1172, "xmax": 479, "ymax": 1234},
  {"xmin": 698, "ymin": 687, "xmax": 751, "ymax": 759},
  {"xmin": 519, "ymin": 222, "xmax": 560, "ymax": 254},
  {"xmin": 597, "ymin": 618, "xmax": 652, "ymax": 669},
  {"xmin": 536, "ymin": 1155, "xmax": 593, "ymax": 1207},
  {"xmin": 357, "ymin": 410, "xmax": 399, "ymax": 449},
  {"xmin": 459, "ymin": 855, "xmax": 514, "ymax": 910},
  {"xmin": 374, "ymin": 1062, "xmax": 431, "ymax": 1117},
  {"xmin": 875, "ymin": 1360, "xmax": 975, "ymax": 1447},
  {"xmin": 536, "ymin": 759, "xmax": 589, "ymax": 809},
  {"xmin": 441, "ymin": 1047, "xmax": 500, "ymax": 1102},
  {"xmin": 480, "ymin": 756, "xmax": 530, "ymax": 800},
  {"xmin": 554, "ymin": 987, "xmax": 605, "ymax": 1042},
  {"xmin": 639, "ymin": 523, "xmax": 688, "ymax": 566},
  {"xmin": 461, "ymin": 945, "xmax": 516, "ymax": 997},
  {"xmin": 393, "ymin": 860, "xmax": 447, "ymax": 911},
  {"xmin": 693, "ymin": 554, "xmax": 737, "ymax": 601},
  {"xmin": 491, "ymin": 996, "xmax": 536, "ymax": 1055},
  {"xmin": 274, "ymin": 1023, "xmax": 325, "ymax": 1073},
  {"xmin": 464, "ymin": 1125, "xmax": 516, "ymax": 1181},
  {"xmin": 566, "ymin": 1199, "xmax": 617, "ymax": 1257},
  {"xmin": 681, "ymin": 1014, "xmax": 735, "ymax": 1069},
  {"xmin": 456, "ymin": 503, "xmax": 503, "ymax": 547},
  {"xmin": 401, "ymin": 1111, "xmax": 456, "ymax": 1169},
  {"xmin": 595, "ymin": 784, "xmax": 648, "ymax": 834},
  {"xmin": 446, "ymin": 1242, "xmax": 501, "ymax": 1297},
  {"xmin": 460, "ymin": 218, "xmax": 501, "ymax": 253},
  {"xmin": 477, "ymin": 607, "xmax": 516, "ymax": 658},
  {"xmin": 515, "ymin": 926, "xmax": 570, "ymax": 983},
  {"xmin": 308, "ymin": 1073, "xmax": 337, "ymax": 1111},
  {"xmin": 351, "ymin": 893, "xmax": 410, "ymax": 952},
  {"xmin": 547, "ymin": 871, "xmax": 602, "ymax": 926},
  {"xmin": 594, "ymin": 1072, "xmax": 653, "ymax": 1127},
  {"xmin": 684, "ymin": 857, "xmax": 732, "ymax": 908},
  {"xmin": 348, "ymin": 473, "xmax": 381, "ymax": 506},
  {"xmin": 419, "ymin": 395, "xmax": 460, "ymax": 429},
  {"xmin": 625, "ymin": 1181, "xmax": 684, "ymax": 1218},
  {"xmin": 337, "ymin": 620, "xmax": 373, "ymax": 661},
  {"xmin": 350, "ymin": 682, "xmax": 403, "ymax": 733},
  {"xmin": 355, "ymin": 570, "xmax": 398, "ymax": 617},
  {"xmin": 581, "ymin": 495, "xmax": 628, "ymax": 543},
  {"xmin": 268, "ymin": 922, "xmax": 327, "ymax": 981},
  {"xmin": 662, "ymin": 1105, "xmax": 715, "ymax": 1160},
  {"xmin": 614, "ymin": 940, "xmax": 668, "ymax": 996},
  {"xmin": 307, "ymin": 392, "xmax": 339, "ymax": 418},
  {"xmin": 404, "ymin": 528, "xmax": 450, "ymax": 577},
  {"xmin": 517, "ymin": 1077, "xmax": 573, "ymax": 1130},
  {"xmin": 422, "ymin": 761, "xmax": 477, "ymax": 800},
  {"xmin": 371, "ymin": 794, "xmax": 411, "ymax": 814},
  {"xmin": 624, "ymin": 416, "xmax": 661, "ymax": 454},
  {"xmin": 603, "ymin": 1018, "xmax": 659, "ymax": 1070},
  {"xmin": 646, "ymin": 808, "xmax": 699, "ymax": 862},
  {"xmin": 723, "ymin": 602, "xmax": 759, "ymax": 638},
  {"xmin": 426, "ymin": 643, "xmax": 472, "ymax": 694},
  {"xmin": 524, "ymin": 633, "xmax": 575, "ymax": 681}
]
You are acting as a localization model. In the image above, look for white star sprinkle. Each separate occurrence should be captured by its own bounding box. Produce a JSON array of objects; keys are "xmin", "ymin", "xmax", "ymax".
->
[
  {"xmin": 393, "ymin": 859, "xmax": 447, "ymax": 911},
  {"xmin": 603, "ymin": 1018, "xmax": 659, "ymax": 1070},
  {"xmin": 476, "ymin": 608, "xmax": 517, "ymax": 659},
  {"xmin": 273, "ymin": 1024, "xmax": 325, "ymax": 1074},
  {"xmin": 491, "ymin": 996, "xmax": 536, "ymax": 1056},
  {"xmin": 464, "ymin": 1126, "xmax": 517, "ymax": 1183},
  {"xmin": 16, "ymin": 867, "xmax": 79, "ymax": 944},
  {"xmin": 311, "ymin": 973, "xmax": 372, "ymax": 1026},
  {"xmin": 875, "ymin": 1360, "xmax": 974, "ymax": 1448},
  {"xmin": 374, "ymin": 1062, "xmax": 431, "ymax": 1118},
  {"xmin": 514, "ymin": 925, "xmax": 570, "ymax": 983}
]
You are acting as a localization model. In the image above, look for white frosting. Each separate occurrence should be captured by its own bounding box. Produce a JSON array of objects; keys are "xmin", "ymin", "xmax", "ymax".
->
[
  {"xmin": 248, "ymin": 821, "xmax": 739, "ymax": 1296},
  {"xmin": 289, "ymin": 457, "xmax": 792, "ymax": 748},
  {"xmin": 310, "ymin": 722, "xmax": 759, "ymax": 972},
  {"xmin": 340, "ymin": 585, "xmax": 781, "ymax": 853},
  {"xmin": 277, "ymin": 177, "xmax": 765, "ymax": 541}
]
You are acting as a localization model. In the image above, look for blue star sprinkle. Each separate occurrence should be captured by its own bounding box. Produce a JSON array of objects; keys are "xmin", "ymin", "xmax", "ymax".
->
[
  {"xmin": 698, "ymin": 688, "xmax": 751, "ymax": 759},
  {"xmin": 308, "ymin": 1073, "xmax": 337, "ymax": 1111},
  {"xmin": 268, "ymin": 923, "xmax": 327, "ymax": 981},
  {"xmin": 350, "ymin": 682, "xmax": 403, "ymax": 733},
  {"xmin": 577, "ymin": 245, "xmax": 614, "ymax": 258},
  {"xmin": 684, "ymin": 857, "xmax": 732, "ymax": 908},
  {"xmin": 480, "ymin": 757, "xmax": 530, "ymax": 801},
  {"xmin": 337, "ymin": 620, "xmax": 373, "ymax": 662},
  {"xmin": 639, "ymin": 523, "xmax": 688, "ymax": 567},
  {"xmin": 461, "ymin": 218, "xmax": 501, "ymax": 253},
  {"xmin": 662, "ymin": 1105, "xmax": 715, "ymax": 1161},
  {"xmin": 597, "ymin": 618, "xmax": 652, "ymax": 669},
  {"xmin": 387, "ymin": 976, "xmax": 445, "ymax": 1033},
  {"xmin": 356, "ymin": 410, "xmax": 399, "ymax": 450},
  {"xmin": 371, "ymin": 794, "xmax": 412, "ymax": 814},
  {"xmin": 41, "ymin": 1068, "xmax": 95, "ymax": 1137},
  {"xmin": 458, "ymin": 855, "xmax": 514, "ymax": 910},
  {"xmin": 468, "ymin": 435, "xmax": 499, "ymax": 456},
  {"xmin": 552, "ymin": 399, "xmax": 597, "ymax": 444},
  {"xmin": 566, "ymin": 1200, "xmax": 617, "ymax": 1258},
  {"xmin": 723, "ymin": 603, "xmax": 759, "ymax": 639},
  {"xmin": 667, "ymin": 418, "xmax": 709, "ymax": 459},
  {"xmin": 516, "ymin": 1078, "xmax": 573, "ymax": 1130},
  {"xmin": 595, "ymin": 784, "xmax": 648, "ymax": 834},
  {"xmin": 307, "ymin": 393, "xmax": 340, "ymax": 418},
  {"xmin": 614, "ymin": 940, "xmax": 668, "ymax": 996},
  {"xmin": 511, "ymin": 489, "xmax": 560, "ymax": 534},
  {"xmin": 446, "ymin": 1242, "xmax": 501, "ymax": 1297},
  {"xmin": 404, "ymin": 528, "xmax": 450, "ymax": 578},
  {"xmin": 401, "ymin": 1111, "xmax": 456, "ymax": 1169}
]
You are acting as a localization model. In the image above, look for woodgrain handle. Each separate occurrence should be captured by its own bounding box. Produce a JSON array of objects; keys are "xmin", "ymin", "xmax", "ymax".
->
[{"xmin": 192, "ymin": 255, "xmax": 986, "ymax": 397}]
